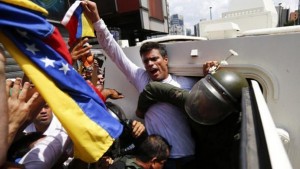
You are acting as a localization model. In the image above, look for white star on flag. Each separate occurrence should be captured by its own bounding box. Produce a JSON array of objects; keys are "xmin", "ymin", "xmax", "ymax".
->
[
  {"xmin": 25, "ymin": 43, "xmax": 39, "ymax": 55},
  {"xmin": 41, "ymin": 56, "xmax": 55, "ymax": 68},
  {"xmin": 59, "ymin": 63, "xmax": 70, "ymax": 75}
]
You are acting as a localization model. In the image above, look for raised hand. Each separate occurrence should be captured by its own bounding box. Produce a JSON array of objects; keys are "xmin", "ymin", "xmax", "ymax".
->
[
  {"xmin": 203, "ymin": 61, "xmax": 219, "ymax": 76},
  {"xmin": 69, "ymin": 37, "xmax": 92, "ymax": 63},
  {"xmin": 6, "ymin": 78, "xmax": 39, "ymax": 145},
  {"xmin": 101, "ymin": 88, "xmax": 124, "ymax": 100},
  {"xmin": 81, "ymin": 0, "xmax": 101, "ymax": 24}
]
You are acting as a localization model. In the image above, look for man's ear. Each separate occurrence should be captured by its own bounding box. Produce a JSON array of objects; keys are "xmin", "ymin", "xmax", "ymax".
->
[
  {"xmin": 151, "ymin": 157, "xmax": 158, "ymax": 161},
  {"xmin": 163, "ymin": 56, "xmax": 169, "ymax": 67},
  {"xmin": 164, "ymin": 56, "xmax": 168, "ymax": 62},
  {"xmin": 150, "ymin": 157, "xmax": 158, "ymax": 168}
]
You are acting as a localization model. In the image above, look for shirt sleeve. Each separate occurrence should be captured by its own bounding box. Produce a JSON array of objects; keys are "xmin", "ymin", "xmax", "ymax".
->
[
  {"xmin": 18, "ymin": 132, "xmax": 71, "ymax": 169},
  {"xmin": 137, "ymin": 81, "xmax": 188, "ymax": 113},
  {"xmin": 93, "ymin": 19, "xmax": 148, "ymax": 91}
]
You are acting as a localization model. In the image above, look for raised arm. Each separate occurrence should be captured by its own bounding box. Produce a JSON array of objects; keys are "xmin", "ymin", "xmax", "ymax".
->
[
  {"xmin": 0, "ymin": 47, "xmax": 8, "ymax": 166},
  {"xmin": 81, "ymin": 1, "xmax": 101, "ymax": 24},
  {"xmin": 82, "ymin": 1, "xmax": 144, "ymax": 90},
  {"xmin": 69, "ymin": 37, "xmax": 92, "ymax": 64},
  {"xmin": 6, "ymin": 78, "xmax": 41, "ymax": 145}
]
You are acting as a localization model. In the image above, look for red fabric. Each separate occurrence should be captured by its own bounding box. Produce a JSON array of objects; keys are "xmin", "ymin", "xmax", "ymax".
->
[
  {"xmin": 89, "ymin": 83, "xmax": 106, "ymax": 102},
  {"xmin": 65, "ymin": 14, "xmax": 79, "ymax": 47},
  {"xmin": 43, "ymin": 27, "xmax": 73, "ymax": 64}
]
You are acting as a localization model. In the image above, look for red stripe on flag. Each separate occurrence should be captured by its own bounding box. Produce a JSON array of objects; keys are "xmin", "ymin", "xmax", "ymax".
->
[
  {"xmin": 43, "ymin": 27, "xmax": 73, "ymax": 64},
  {"xmin": 65, "ymin": 14, "xmax": 80, "ymax": 47}
]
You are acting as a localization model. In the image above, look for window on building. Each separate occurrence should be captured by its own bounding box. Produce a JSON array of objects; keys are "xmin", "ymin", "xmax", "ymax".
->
[{"xmin": 148, "ymin": 0, "xmax": 164, "ymax": 21}]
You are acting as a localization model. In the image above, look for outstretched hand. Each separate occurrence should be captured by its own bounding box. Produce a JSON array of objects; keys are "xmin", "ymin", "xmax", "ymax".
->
[
  {"xmin": 101, "ymin": 88, "xmax": 124, "ymax": 100},
  {"xmin": 6, "ymin": 78, "xmax": 39, "ymax": 145},
  {"xmin": 203, "ymin": 61, "xmax": 219, "ymax": 76},
  {"xmin": 86, "ymin": 80, "xmax": 124, "ymax": 101},
  {"xmin": 70, "ymin": 38, "xmax": 92, "ymax": 62},
  {"xmin": 81, "ymin": 0, "xmax": 101, "ymax": 23}
]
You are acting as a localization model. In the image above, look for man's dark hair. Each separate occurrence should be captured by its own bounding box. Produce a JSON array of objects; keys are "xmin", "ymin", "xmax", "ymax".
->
[
  {"xmin": 139, "ymin": 42, "xmax": 168, "ymax": 58},
  {"xmin": 135, "ymin": 134, "xmax": 171, "ymax": 163}
]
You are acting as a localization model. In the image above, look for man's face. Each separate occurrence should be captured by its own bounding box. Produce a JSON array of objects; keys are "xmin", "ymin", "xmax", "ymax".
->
[
  {"xmin": 33, "ymin": 104, "xmax": 53, "ymax": 127},
  {"xmin": 152, "ymin": 159, "xmax": 167, "ymax": 169},
  {"xmin": 96, "ymin": 74, "xmax": 105, "ymax": 91},
  {"xmin": 150, "ymin": 148, "xmax": 169, "ymax": 169},
  {"xmin": 97, "ymin": 74, "xmax": 105, "ymax": 85},
  {"xmin": 141, "ymin": 49, "xmax": 169, "ymax": 81}
]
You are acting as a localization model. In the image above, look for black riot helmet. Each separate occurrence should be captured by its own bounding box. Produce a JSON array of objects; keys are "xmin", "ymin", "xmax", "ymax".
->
[{"xmin": 184, "ymin": 68, "xmax": 249, "ymax": 125}]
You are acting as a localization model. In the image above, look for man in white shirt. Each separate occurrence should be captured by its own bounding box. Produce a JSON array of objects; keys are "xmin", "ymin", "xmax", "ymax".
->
[
  {"xmin": 82, "ymin": 2, "xmax": 198, "ymax": 168},
  {"xmin": 19, "ymin": 103, "xmax": 71, "ymax": 169}
]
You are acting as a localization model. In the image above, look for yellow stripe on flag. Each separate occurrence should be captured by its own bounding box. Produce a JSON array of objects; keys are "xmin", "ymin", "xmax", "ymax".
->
[
  {"xmin": 1, "ymin": 0, "xmax": 48, "ymax": 16},
  {"xmin": 82, "ymin": 13, "xmax": 95, "ymax": 38},
  {"xmin": 0, "ymin": 32, "xmax": 113, "ymax": 162}
]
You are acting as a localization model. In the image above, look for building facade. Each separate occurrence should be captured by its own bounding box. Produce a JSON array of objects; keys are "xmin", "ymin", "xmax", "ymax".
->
[{"xmin": 170, "ymin": 14, "xmax": 185, "ymax": 35}]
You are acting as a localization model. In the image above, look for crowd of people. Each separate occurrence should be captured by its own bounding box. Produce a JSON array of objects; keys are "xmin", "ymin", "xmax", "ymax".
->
[{"xmin": 0, "ymin": 1, "xmax": 248, "ymax": 169}]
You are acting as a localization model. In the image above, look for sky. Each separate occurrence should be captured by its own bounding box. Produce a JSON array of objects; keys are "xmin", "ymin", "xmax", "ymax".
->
[{"xmin": 168, "ymin": 0, "xmax": 299, "ymax": 31}]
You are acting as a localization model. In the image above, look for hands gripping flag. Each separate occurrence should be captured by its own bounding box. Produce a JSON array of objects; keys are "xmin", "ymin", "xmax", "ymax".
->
[
  {"xmin": 0, "ymin": 0, "xmax": 123, "ymax": 163},
  {"xmin": 61, "ymin": 0, "xmax": 95, "ymax": 47}
]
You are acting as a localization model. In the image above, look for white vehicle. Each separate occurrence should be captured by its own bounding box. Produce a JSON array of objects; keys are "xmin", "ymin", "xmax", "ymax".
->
[
  {"xmin": 2, "ymin": 0, "xmax": 298, "ymax": 168},
  {"xmin": 103, "ymin": 0, "xmax": 299, "ymax": 168},
  {"xmin": 105, "ymin": 27, "xmax": 298, "ymax": 169}
]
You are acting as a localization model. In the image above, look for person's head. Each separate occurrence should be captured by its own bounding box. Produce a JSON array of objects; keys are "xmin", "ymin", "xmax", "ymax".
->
[
  {"xmin": 81, "ymin": 66, "xmax": 93, "ymax": 81},
  {"xmin": 139, "ymin": 42, "xmax": 169, "ymax": 81},
  {"xmin": 97, "ymin": 73, "xmax": 105, "ymax": 86},
  {"xmin": 135, "ymin": 134, "xmax": 170, "ymax": 169},
  {"xmin": 185, "ymin": 68, "xmax": 249, "ymax": 125},
  {"xmin": 33, "ymin": 103, "xmax": 53, "ymax": 133}
]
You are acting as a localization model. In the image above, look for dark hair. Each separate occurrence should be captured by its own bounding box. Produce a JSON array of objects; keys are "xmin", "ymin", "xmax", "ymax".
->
[
  {"xmin": 135, "ymin": 134, "xmax": 171, "ymax": 163},
  {"xmin": 139, "ymin": 42, "xmax": 168, "ymax": 58}
]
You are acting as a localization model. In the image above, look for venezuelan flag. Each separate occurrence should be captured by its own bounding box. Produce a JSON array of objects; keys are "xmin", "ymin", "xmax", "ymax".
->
[
  {"xmin": 61, "ymin": 0, "xmax": 95, "ymax": 47},
  {"xmin": 0, "ymin": 0, "xmax": 123, "ymax": 163}
]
